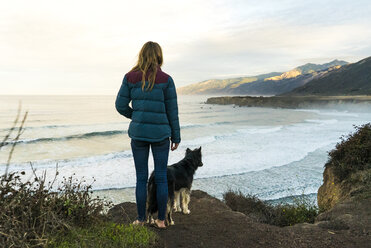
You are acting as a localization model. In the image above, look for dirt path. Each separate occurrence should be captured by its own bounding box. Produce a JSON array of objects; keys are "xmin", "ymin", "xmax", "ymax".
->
[{"xmin": 108, "ymin": 190, "xmax": 370, "ymax": 248}]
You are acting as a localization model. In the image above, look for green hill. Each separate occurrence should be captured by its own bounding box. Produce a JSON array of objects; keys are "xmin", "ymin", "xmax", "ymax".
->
[{"xmin": 283, "ymin": 57, "xmax": 371, "ymax": 96}]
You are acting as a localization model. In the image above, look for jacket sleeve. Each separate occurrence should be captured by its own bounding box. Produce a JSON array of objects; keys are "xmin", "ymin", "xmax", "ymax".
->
[
  {"xmin": 115, "ymin": 75, "xmax": 133, "ymax": 119},
  {"xmin": 164, "ymin": 76, "xmax": 181, "ymax": 143}
]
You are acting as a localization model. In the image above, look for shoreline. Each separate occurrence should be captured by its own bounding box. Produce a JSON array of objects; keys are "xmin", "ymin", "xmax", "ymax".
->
[
  {"xmin": 92, "ymin": 144, "xmax": 328, "ymax": 206},
  {"xmin": 205, "ymin": 95, "xmax": 371, "ymax": 109}
]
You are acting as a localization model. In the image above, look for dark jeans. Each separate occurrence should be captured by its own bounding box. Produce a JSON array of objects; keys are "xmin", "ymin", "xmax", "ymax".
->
[{"xmin": 130, "ymin": 137, "xmax": 170, "ymax": 221}]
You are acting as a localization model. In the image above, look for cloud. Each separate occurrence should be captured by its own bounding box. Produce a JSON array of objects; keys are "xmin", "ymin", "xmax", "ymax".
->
[
  {"xmin": 166, "ymin": 19, "xmax": 371, "ymax": 83},
  {"xmin": 1, "ymin": 0, "xmax": 371, "ymax": 94}
]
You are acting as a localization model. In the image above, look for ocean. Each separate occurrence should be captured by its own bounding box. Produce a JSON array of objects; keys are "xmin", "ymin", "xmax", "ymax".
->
[{"xmin": 1, "ymin": 95, "xmax": 370, "ymax": 204}]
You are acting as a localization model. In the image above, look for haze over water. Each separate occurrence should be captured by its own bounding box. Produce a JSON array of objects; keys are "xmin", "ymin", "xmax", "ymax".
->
[{"xmin": 0, "ymin": 95, "xmax": 370, "ymax": 203}]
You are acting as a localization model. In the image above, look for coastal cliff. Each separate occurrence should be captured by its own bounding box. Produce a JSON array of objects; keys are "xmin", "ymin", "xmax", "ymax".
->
[
  {"xmin": 109, "ymin": 190, "xmax": 370, "ymax": 248},
  {"xmin": 108, "ymin": 124, "xmax": 371, "ymax": 248},
  {"xmin": 317, "ymin": 123, "xmax": 371, "ymax": 210}
]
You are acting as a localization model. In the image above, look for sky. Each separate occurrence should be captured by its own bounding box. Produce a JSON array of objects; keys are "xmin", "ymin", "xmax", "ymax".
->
[{"xmin": 1, "ymin": 0, "xmax": 371, "ymax": 95}]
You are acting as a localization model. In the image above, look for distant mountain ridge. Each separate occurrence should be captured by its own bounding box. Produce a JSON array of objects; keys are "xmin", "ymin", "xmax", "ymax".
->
[
  {"xmin": 264, "ymin": 60, "xmax": 347, "ymax": 81},
  {"xmin": 283, "ymin": 57, "xmax": 371, "ymax": 96},
  {"xmin": 177, "ymin": 72, "xmax": 281, "ymax": 95},
  {"xmin": 178, "ymin": 60, "xmax": 348, "ymax": 95}
]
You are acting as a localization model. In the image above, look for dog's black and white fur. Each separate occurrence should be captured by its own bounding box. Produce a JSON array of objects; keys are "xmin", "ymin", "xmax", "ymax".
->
[{"xmin": 146, "ymin": 147, "xmax": 203, "ymax": 226}]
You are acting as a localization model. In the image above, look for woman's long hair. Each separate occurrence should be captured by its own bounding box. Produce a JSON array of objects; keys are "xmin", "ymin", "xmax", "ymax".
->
[{"xmin": 131, "ymin": 41, "xmax": 163, "ymax": 91}]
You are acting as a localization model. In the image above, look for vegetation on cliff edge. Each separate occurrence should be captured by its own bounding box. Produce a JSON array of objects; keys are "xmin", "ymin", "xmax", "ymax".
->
[
  {"xmin": 325, "ymin": 123, "xmax": 371, "ymax": 182},
  {"xmin": 223, "ymin": 191, "xmax": 318, "ymax": 227},
  {"xmin": 0, "ymin": 107, "xmax": 156, "ymax": 248}
]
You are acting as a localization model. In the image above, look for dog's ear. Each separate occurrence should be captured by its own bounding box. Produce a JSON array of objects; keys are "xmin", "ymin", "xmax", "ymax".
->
[
  {"xmin": 198, "ymin": 146, "xmax": 202, "ymax": 151},
  {"xmin": 186, "ymin": 148, "xmax": 191, "ymax": 154}
]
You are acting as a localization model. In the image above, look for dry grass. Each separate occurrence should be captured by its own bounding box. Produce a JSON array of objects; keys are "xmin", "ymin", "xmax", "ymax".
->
[{"xmin": 0, "ymin": 104, "xmax": 156, "ymax": 248}]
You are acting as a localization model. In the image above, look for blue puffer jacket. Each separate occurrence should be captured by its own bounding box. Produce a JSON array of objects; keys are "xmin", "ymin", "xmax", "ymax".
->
[{"xmin": 115, "ymin": 67, "xmax": 181, "ymax": 143}]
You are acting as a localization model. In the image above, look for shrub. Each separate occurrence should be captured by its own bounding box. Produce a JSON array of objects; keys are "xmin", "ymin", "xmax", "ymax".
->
[
  {"xmin": 272, "ymin": 196, "xmax": 318, "ymax": 227},
  {"xmin": 0, "ymin": 168, "xmax": 111, "ymax": 247},
  {"xmin": 0, "ymin": 167, "xmax": 158, "ymax": 248},
  {"xmin": 325, "ymin": 123, "xmax": 371, "ymax": 182},
  {"xmin": 0, "ymin": 107, "xmax": 157, "ymax": 247},
  {"xmin": 223, "ymin": 191, "xmax": 276, "ymax": 223},
  {"xmin": 223, "ymin": 190, "xmax": 318, "ymax": 227}
]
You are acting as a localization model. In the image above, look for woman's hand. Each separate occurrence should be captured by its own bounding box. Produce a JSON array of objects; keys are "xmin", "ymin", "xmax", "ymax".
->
[{"xmin": 171, "ymin": 142, "xmax": 179, "ymax": 151}]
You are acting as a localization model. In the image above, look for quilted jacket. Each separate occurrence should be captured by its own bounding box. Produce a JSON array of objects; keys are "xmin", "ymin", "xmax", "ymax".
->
[{"xmin": 115, "ymin": 67, "xmax": 181, "ymax": 143}]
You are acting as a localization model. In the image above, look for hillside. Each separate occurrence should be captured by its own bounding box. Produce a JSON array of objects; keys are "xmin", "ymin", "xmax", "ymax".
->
[
  {"xmin": 178, "ymin": 60, "xmax": 347, "ymax": 95},
  {"xmin": 284, "ymin": 56, "xmax": 371, "ymax": 96},
  {"xmin": 226, "ymin": 66, "xmax": 342, "ymax": 96},
  {"xmin": 177, "ymin": 72, "xmax": 280, "ymax": 95},
  {"xmin": 265, "ymin": 60, "xmax": 347, "ymax": 81}
]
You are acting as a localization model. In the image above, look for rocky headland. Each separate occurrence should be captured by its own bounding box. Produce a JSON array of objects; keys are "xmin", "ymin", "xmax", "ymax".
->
[{"xmin": 206, "ymin": 95, "xmax": 371, "ymax": 109}]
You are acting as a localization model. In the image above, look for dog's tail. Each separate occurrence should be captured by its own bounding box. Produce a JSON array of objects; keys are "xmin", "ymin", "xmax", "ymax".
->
[
  {"xmin": 167, "ymin": 180, "xmax": 175, "ymax": 224},
  {"xmin": 146, "ymin": 173, "xmax": 158, "ymax": 216}
]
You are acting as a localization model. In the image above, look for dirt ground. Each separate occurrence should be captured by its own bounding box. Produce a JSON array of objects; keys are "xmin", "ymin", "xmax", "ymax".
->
[{"xmin": 108, "ymin": 190, "xmax": 370, "ymax": 248}]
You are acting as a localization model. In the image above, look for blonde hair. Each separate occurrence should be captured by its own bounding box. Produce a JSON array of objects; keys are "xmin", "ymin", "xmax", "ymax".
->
[{"xmin": 131, "ymin": 41, "xmax": 163, "ymax": 91}]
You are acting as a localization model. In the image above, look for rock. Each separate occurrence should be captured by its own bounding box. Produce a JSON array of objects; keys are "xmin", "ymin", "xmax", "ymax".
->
[
  {"xmin": 317, "ymin": 166, "xmax": 344, "ymax": 210},
  {"xmin": 318, "ymin": 123, "xmax": 371, "ymax": 210},
  {"xmin": 206, "ymin": 95, "xmax": 371, "ymax": 109},
  {"xmin": 318, "ymin": 166, "xmax": 371, "ymax": 211},
  {"xmin": 107, "ymin": 189, "xmax": 371, "ymax": 247}
]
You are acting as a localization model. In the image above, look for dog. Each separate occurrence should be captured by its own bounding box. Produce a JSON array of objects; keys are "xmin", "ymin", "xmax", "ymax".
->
[{"xmin": 146, "ymin": 146, "xmax": 203, "ymax": 226}]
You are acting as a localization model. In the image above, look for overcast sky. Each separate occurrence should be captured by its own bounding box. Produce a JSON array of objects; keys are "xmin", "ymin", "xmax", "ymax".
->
[{"xmin": 1, "ymin": 0, "xmax": 371, "ymax": 95}]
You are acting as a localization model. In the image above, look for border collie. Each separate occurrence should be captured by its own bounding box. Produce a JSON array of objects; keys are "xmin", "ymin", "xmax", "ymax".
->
[{"xmin": 146, "ymin": 147, "xmax": 203, "ymax": 226}]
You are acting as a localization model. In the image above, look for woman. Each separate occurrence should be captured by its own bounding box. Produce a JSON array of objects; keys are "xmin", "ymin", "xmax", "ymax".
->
[{"xmin": 115, "ymin": 41, "xmax": 181, "ymax": 229}]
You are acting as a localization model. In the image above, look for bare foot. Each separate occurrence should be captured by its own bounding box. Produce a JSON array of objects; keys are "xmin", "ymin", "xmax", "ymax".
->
[
  {"xmin": 132, "ymin": 219, "xmax": 145, "ymax": 226},
  {"xmin": 154, "ymin": 219, "xmax": 166, "ymax": 229}
]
